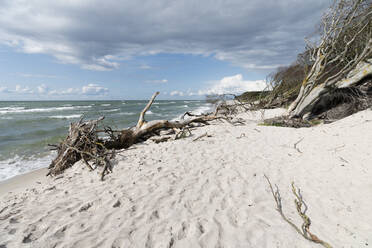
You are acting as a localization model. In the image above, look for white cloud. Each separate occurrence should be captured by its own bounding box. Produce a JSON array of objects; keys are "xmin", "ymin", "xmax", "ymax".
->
[
  {"xmin": 0, "ymin": 83, "xmax": 109, "ymax": 97},
  {"xmin": 170, "ymin": 90, "xmax": 184, "ymax": 96},
  {"xmin": 63, "ymin": 88, "xmax": 80, "ymax": 95},
  {"xmin": 47, "ymin": 90, "xmax": 58, "ymax": 95},
  {"xmin": 242, "ymin": 64, "xmax": 284, "ymax": 70},
  {"xmin": 198, "ymin": 74, "xmax": 267, "ymax": 96},
  {"xmin": 186, "ymin": 89, "xmax": 196, "ymax": 96},
  {"xmin": 20, "ymin": 73, "xmax": 57, "ymax": 78},
  {"xmin": 139, "ymin": 64, "xmax": 152, "ymax": 70},
  {"xmin": 146, "ymin": 79, "xmax": 168, "ymax": 84},
  {"xmin": 48, "ymin": 87, "xmax": 80, "ymax": 95},
  {"xmin": 81, "ymin": 84, "xmax": 109, "ymax": 95},
  {"xmin": 15, "ymin": 85, "xmax": 34, "ymax": 94},
  {"xmin": 0, "ymin": 86, "xmax": 9, "ymax": 93},
  {"xmin": 81, "ymin": 57, "xmax": 120, "ymax": 71},
  {"xmin": 0, "ymin": 85, "xmax": 35, "ymax": 94},
  {"xmin": 37, "ymin": 84, "xmax": 49, "ymax": 94},
  {"xmin": 0, "ymin": 0, "xmax": 330, "ymax": 71}
]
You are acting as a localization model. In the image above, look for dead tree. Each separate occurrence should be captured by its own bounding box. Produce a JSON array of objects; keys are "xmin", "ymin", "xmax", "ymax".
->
[
  {"xmin": 288, "ymin": 0, "xmax": 372, "ymax": 119},
  {"xmin": 48, "ymin": 92, "xmax": 222, "ymax": 178}
]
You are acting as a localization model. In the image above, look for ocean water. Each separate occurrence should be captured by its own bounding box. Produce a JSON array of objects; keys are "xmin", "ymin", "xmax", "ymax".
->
[{"xmin": 0, "ymin": 100, "xmax": 213, "ymax": 181}]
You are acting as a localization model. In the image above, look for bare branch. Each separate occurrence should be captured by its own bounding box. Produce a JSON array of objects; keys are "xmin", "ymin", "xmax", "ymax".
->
[
  {"xmin": 294, "ymin": 137, "xmax": 304, "ymax": 153},
  {"xmin": 288, "ymin": 0, "xmax": 372, "ymax": 118},
  {"xmin": 192, "ymin": 132, "xmax": 212, "ymax": 141},
  {"xmin": 264, "ymin": 175, "xmax": 333, "ymax": 248},
  {"xmin": 136, "ymin": 91, "xmax": 160, "ymax": 129}
]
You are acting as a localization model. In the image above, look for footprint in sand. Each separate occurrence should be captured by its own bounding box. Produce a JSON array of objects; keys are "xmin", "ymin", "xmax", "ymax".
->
[{"xmin": 177, "ymin": 221, "xmax": 189, "ymax": 240}]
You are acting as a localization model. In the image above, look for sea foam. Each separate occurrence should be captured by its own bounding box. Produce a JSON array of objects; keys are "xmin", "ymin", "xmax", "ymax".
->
[
  {"xmin": 0, "ymin": 153, "xmax": 55, "ymax": 181},
  {"xmin": 0, "ymin": 106, "xmax": 91, "ymax": 114},
  {"xmin": 49, "ymin": 114, "xmax": 82, "ymax": 119}
]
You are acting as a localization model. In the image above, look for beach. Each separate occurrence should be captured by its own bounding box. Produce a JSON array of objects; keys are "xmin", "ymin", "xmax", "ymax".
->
[
  {"xmin": 0, "ymin": 0, "xmax": 371, "ymax": 246},
  {"xmin": 1, "ymin": 108, "xmax": 371, "ymax": 247}
]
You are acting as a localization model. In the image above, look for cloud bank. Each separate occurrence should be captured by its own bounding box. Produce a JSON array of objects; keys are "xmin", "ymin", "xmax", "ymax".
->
[
  {"xmin": 167, "ymin": 74, "xmax": 267, "ymax": 97},
  {"xmin": 0, "ymin": 0, "xmax": 330, "ymax": 71},
  {"xmin": 82, "ymin": 84, "xmax": 109, "ymax": 95},
  {"xmin": 198, "ymin": 74, "xmax": 267, "ymax": 95},
  {"xmin": 0, "ymin": 83, "xmax": 108, "ymax": 96}
]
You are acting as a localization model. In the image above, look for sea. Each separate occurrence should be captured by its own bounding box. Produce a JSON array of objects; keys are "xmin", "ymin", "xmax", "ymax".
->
[{"xmin": 0, "ymin": 100, "xmax": 213, "ymax": 181}]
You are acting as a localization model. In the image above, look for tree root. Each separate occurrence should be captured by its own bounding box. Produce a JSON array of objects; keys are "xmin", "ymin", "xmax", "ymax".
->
[{"xmin": 264, "ymin": 175, "xmax": 333, "ymax": 248}]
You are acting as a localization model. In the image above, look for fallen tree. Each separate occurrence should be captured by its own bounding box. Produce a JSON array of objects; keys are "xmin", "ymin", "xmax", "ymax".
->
[
  {"xmin": 47, "ymin": 92, "xmax": 225, "ymax": 179},
  {"xmin": 287, "ymin": 0, "xmax": 372, "ymax": 119}
]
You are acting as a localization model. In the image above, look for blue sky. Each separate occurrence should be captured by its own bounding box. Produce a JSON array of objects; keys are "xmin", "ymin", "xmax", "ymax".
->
[{"xmin": 0, "ymin": 0, "xmax": 331, "ymax": 100}]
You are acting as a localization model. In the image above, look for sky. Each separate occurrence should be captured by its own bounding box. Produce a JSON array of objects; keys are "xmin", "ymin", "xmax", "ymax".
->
[{"xmin": 0, "ymin": 0, "xmax": 331, "ymax": 100}]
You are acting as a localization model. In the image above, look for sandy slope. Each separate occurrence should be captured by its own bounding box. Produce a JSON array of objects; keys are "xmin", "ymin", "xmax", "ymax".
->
[{"xmin": 0, "ymin": 109, "xmax": 371, "ymax": 248}]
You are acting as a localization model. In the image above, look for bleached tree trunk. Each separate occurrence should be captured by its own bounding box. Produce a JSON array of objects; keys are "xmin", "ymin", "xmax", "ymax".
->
[
  {"xmin": 288, "ymin": 57, "xmax": 372, "ymax": 118},
  {"xmin": 288, "ymin": 0, "xmax": 372, "ymax": 119}
]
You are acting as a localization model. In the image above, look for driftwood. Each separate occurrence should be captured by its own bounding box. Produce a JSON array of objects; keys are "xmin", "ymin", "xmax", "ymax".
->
[
  {"xmin": 47, "ymin": 117, "xmax": 116, "ymax": 180},
  {"xmin": 47, "ymin": 92, "xmax": 221, "ymax": 179},
  {"xmin": 264, "ymin": 175, "xmax": 332, "ymax": 248}
]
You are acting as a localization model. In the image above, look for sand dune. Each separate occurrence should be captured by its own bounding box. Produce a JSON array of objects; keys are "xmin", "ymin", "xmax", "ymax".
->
[{"xmin": 1, "ymin": 108, "xmax": 371, "ymax": 247}]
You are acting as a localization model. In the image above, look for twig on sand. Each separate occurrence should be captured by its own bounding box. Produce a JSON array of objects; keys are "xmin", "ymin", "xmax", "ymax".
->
[
  {"xmin": 0, "ymin": 206, "xmax": 8, "ymax": 215},
  {"xmin": 328, "ymin": 144, "xmax": 345, "ymax": 152},
  {"xmin": 338, "ymin": 156, "xmax": 349, "ymax": 164},
  {"xmin": 264, "ymin": 175, "xmax": 333, "ymax": 248},
  {"xmin": 193, "ymin": 132, "xmax": 212, "ymax": 142},
  {"xmin": 293, "ymin": 137, "xmax": 304, "ymax": 153}
]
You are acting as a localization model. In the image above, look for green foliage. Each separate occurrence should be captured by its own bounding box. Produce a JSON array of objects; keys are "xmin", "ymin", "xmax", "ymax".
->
[
  {"xmin": 235, "ymin": 91, "xmax": 271, "ymax": 102},
  {"xmin": 259, "ymin": 122, "xmax": 287, "ymax": 127},
  {"xmin": 309, "ymin": 119, "xmax": 323, "ymax": 126},
  {"xmin": 247, "ymin": 61, "xmax": 309, "ymax": 109}
]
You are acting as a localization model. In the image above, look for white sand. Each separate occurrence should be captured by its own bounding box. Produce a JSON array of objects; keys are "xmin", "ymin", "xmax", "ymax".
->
[{"xmin": 1, "ymin": 108, "xmax": 371, "ymax": 247}]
